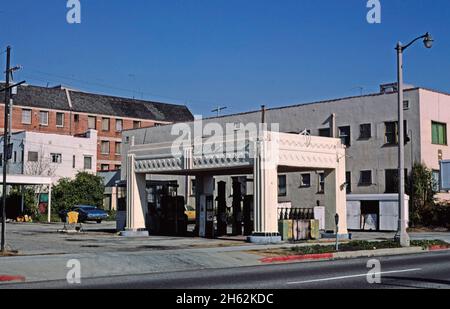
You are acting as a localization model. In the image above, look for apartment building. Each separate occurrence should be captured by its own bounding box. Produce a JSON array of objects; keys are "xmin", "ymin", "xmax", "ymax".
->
[
  {"xmin": 0, "ymin": 84, "xmax": 194, "ymax": 172},
  {"xmin": 121, "ymin": 84, "xmax": 450, "ymax": 231}
]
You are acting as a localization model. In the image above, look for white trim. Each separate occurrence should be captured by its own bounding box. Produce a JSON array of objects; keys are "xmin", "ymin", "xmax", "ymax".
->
[{"xmin": 347, "ymin": 194, "xmax": 410, "ymax": 202}]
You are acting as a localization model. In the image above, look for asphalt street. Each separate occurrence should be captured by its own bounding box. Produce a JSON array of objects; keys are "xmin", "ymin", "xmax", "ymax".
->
[{"xmin": 5, "ymin": 250, "xmax": 450, "ymax": 289}]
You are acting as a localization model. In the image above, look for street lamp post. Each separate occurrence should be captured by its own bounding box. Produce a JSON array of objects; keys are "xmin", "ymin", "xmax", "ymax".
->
[{"xmin": 395, "ymin": 33, "xmax": 433, "ymax": 247}]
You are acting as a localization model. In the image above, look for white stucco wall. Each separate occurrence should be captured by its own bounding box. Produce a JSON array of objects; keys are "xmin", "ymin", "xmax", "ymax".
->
[
  {"xmin": 5, "ymin": 130, "xmax": 97, "ymax": 183},
  {"xmin": 419, "ymin": 89, "xmax": 450, "ymax": 170}
]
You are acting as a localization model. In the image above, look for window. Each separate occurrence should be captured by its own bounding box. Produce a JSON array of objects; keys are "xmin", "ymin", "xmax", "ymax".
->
[
  {"xmin": 56, "ymin": 112, "xmax": 64, "ymax": 127},
  {"xmin": 318, "ymin": 173, "xmax": 325, "ymax": 194},
  {"xmin": 133, "ymin": 121, "xmax": 141, "ymax": 129},
  {"xmin": 73, "ymin": 155, "xmax": 76, "ymax": 169},
  {"xmin": 319, "ymin": 128, "xmax": 331, "ymax": 137},
  {"xmin": 432, "ymin": 122, "xmax": 447, "ymax": 145},
  {"xmin": 102, "ymin": 118, "xmax": 110, "ymax": 131},
  {"xmin": 51, "ymin": 153, "xmax": 62, "ymax": 164},
  {"xmin": 101, "ymin": 141, "xmax": 110, "ymax": 154},
  {"xmin": 432, "ymin": 170, "xmax": 440, "ymax": 192},
  {"xmin": 278, "ymin": 175, "xmax": 287, "ymax": 196},
  {"xmin": 74, "ymin": 114, "xmax": 80, "ymax": 122},
  {"xmin": 0, "ymin": 154, "xmax": 2, "ymax": 167},
  {"xmin": 385, "ymin": 122, "xmax": 397, "ymax": 145},
  {"xmin": 385, "ymin": 121, "xmax": 409, "ymax": 145},
  {"xmin": 13, "ymin": 151, "xmax": 17, "ymax": 163},
  {"xmin": 339, "ymin": 126, "xmax": 351, "ymax": 147},
  {"xmin": 88, "ymin": 116, "xmax": 97, "ymax": 129},
  {"xmin": 22, "ymin": 109, "xmax": 32, "ymax": 125},
  {"xmin": 115, "ymin": 142, "xmax": 122, "ymax": 155},
  {"xmin": 346, "ymin": 172, "xmax": 352, "ymax": 194},
  {"xmin": 403, "ymin": 100, "xmax": 410, "ymax": 110},
  {"xmin": 28, "ymin": 151, "xmax": 39, "ymax": 162},
  {"xmin": 116, "ymin": 119, "xmax": 123, "ymax": 132},
  {"xmin": 360, "ymin": 170, "xmax": 372, "ymax": 186},
  {"xmin": 359, "ymin": 124, "xmax": 372, "ymax": 139},
  {"xmin": 101, "ymin": 164, "xmax": 110, "ymax": 171},
  {"xmin": 39, "ymin": 111, "xmax": 49, "ymax": 126},
  {"xmin": 115, "ymin": 165, "xmax": 121, "ymax": 171},
  {"xmin": 385, "ymin": 169, "xmax": 408, "ymax": 194},
  {"xmin": 300, "ymin": 174, "xmax": 311, "ymax": 188},
  {"xmin": 83, "ymin": 156, "xmax": 92, "ymax": 170}
]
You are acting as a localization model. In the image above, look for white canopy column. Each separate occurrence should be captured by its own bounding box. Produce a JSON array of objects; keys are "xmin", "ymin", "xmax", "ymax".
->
[
  {"xmin": 249, "ymin": 134, "xmax": 281, "ymax": 243},
  {"xmin": 121, "ymin": 153, "xmax": 149, "ymax": 237}
]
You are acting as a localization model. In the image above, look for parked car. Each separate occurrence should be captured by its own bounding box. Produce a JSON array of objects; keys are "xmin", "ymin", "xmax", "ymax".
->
[{"xmin": 59, "ymin": 205, "xmax": 109, "ymax": 224}]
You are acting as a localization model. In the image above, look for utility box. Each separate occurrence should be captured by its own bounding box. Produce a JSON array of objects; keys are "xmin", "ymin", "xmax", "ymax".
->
[
  {"xmin": 278, "ymin": 220, "xmax": 293, "ymax": 241},
  {"xmin": 309, "ymin": 220, "xmax": 320, "ymax": 240}
]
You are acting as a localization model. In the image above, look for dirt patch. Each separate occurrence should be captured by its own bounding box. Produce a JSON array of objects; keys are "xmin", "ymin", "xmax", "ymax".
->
[{"xmin": 0, "ymin": 251, "xmax": 19, "ymax": 257}]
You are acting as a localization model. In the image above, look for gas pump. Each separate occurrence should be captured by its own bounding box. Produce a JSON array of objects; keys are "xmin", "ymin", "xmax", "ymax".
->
[
  {"xmin": 243, "ymin": 195, "xmax": 254, "ymax": 236},
  {"xmin": 199, "ymin": 194, "xmax": 214, "ymax": 238},
  {"xmin": 216, "ymin": 181, "xmax": 228, "ymax": 236},
  {"xmin": 231, "ymin": 178, "xmax": 243, "ymax": 235}
]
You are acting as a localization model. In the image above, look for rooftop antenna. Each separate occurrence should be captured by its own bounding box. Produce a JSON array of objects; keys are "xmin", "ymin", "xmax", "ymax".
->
[{"xmin": 212, "ymin": 106, "xmax": 227, "ymax": 117}]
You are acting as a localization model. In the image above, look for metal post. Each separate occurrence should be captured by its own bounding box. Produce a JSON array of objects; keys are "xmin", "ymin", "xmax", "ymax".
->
[
  {"xmin": 396, "ymin": 43, "xmax": 410, "ymax": 247},
  {"xmin": 1, "ymin": 46, "xmax": 11, "ymax": 253},
  {"xmin": 335, "ymin": 214, "xmax": 339, "ymax": 252}
]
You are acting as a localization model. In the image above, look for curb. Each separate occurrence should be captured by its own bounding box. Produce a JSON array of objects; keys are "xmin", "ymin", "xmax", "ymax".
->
[
  {"xmin": 260, "ymin": 253, "xmax": 333, "ymax": 263},
  {"xmin": 0, "ymin": 275, "xmax": 26, "ymax": 283},
  {"xmin": 260, "ymin": 246, "xmax": 450, "ymax": 264}
]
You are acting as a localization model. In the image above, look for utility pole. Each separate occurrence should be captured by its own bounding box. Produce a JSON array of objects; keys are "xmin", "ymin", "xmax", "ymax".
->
[{"xmin": 1, "ymin": 46, "xmax": 11, "ymax": 253}]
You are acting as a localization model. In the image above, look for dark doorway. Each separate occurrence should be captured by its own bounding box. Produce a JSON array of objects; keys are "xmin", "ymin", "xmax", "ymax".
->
[{"xmin": 361, "ymin": 201, "xmax": 380, "ymax": 231}]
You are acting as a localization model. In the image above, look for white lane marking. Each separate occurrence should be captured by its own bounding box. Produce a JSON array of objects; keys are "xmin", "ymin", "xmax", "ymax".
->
[{"xmin": 287, "ymin": 268, "xmax": 422, "ymax": 285}]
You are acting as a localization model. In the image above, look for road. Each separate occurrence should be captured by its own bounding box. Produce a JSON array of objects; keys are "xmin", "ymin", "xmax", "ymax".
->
[{"xmin": 5, "ymin": 250, "xmax": 450, "ymax": 289}]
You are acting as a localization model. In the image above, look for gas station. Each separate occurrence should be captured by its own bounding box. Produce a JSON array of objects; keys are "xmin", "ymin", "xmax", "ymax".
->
[{"xmin": 121, "ymin": 129, "xmax": 348, "ymax": 244}]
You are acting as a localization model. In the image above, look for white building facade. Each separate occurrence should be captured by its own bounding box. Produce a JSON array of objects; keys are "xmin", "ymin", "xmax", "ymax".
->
[{"xmin": 1, "ymin": 130, "xmax": 98, "ymax": 183}]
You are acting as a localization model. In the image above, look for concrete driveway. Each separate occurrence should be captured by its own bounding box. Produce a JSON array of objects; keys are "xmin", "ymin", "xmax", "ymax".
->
[{"xmin": 1, "ymin": 221, "xmax": 251, "ymax": 256}]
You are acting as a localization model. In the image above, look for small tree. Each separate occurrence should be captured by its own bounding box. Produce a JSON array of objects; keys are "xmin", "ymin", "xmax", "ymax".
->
[
  {"xmin": 53, "ymin": 172, "xmax": 105, "ymax": 213},
  {"xmin": 408, "ymin": 163, "xmax": 437, "ymax": 226}
]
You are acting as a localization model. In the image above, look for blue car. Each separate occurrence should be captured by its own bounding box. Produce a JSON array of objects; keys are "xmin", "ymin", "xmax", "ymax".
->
[{"xmin": 59, "ymin": 205, "xmax": 109, "ymax": 224}]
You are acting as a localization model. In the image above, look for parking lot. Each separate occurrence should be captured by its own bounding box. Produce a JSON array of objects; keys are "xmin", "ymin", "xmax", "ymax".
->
[
  {"xmin": 2, "ymin": 222, "xmax": 249, "ymax": 256},
  {"xmin": 2, "ymin": 221, "xmax": 450, "ymax": 257}
]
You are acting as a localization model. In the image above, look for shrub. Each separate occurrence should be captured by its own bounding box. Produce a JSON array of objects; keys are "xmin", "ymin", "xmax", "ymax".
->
[{"xmin": 53, "ymin": 172, "xmax": 105, "ymax": 213}]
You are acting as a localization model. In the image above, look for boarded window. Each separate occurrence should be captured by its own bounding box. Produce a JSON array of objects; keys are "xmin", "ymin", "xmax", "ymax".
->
[
  {"xmin": 102, "ymin": 118, "xmax": 110, "ymax": 131},
  {"xmin": 88, "ymin": 116, "xmax": 97, "ymax": 129},
  {"xmin": 39, "ymin": 111, "xmax": 49, "ymax": 126},
  {"xmin": 22, "ymin": 109, "xmax": 32, "ymax": 124},
  {"xmin": 56, "ymin": 113, "xmax": 64, "ymax": 127},
  {"xmin": 116, "ymin": 119, "xmax": 123, "ymax": 132},
  {"xmin": 84, "ymin": 156, "xmax": 92, "ymax": 170},
  {"xmin": 101, "ymin": 141, "xmax": 110, "ymax": 154}
]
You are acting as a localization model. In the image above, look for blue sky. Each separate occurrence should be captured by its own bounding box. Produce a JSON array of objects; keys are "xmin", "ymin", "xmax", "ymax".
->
[{"xmin": 1, "ymin": 0, "xmax": 449, "ymax": 115}]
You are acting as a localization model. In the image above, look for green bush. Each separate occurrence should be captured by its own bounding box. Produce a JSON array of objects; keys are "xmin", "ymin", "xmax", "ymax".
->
[
  {"xmin": 53, "ymin": 172, "xmax": 105, "ymax": 213},
  {"xmin": 408, "ymin": 163, "xmax": 438, "ymax": 227}
]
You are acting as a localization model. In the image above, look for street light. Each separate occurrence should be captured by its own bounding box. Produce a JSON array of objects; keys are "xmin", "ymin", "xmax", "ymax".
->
[{"xmin": 395, "ymin": 32, "xmax": 433, "ymax": 247}]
